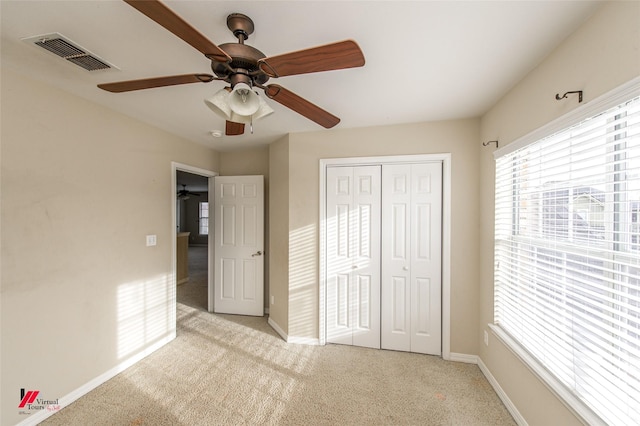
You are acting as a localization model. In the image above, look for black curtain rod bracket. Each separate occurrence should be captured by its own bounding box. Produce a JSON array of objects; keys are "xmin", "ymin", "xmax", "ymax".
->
[
  {"xmin": 555, "ymin": 90, "xmax": 583, "ymax": 103},
  {"xmin": 483, "ymin": 140, "xmax": 499, "ymax": 148}
]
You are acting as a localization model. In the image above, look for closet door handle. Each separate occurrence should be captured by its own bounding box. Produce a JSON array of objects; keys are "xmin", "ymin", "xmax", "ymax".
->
[
  {"xmin": 352, "ymin": 265, "xmax": 358, "ymax": 269},
  {"xmin": 402, "ymin": 266, "xmax": 409, "ymax": 271}
]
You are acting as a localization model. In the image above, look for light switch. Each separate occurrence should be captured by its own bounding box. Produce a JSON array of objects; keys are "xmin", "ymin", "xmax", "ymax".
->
[{"xmin": 146, "ymin": 235, "xmax": 157, "ymax": 246}]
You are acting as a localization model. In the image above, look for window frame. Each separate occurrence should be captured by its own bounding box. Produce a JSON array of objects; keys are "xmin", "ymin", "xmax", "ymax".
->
[
  {"xmin": 490, "ymin": 76, "xmax": 640, "ymax": 426},
  {"xmin": 198, "ymin": 201, "xmax": 209, "ymax": 235}
]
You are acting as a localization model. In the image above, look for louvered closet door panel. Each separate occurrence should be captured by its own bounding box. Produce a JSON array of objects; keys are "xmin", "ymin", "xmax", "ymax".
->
[{"xmin": 326, "ymin": 166, "xmax": 381, "ymax": 348}]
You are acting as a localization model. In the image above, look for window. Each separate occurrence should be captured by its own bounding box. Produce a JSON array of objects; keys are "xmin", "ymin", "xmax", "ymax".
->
[
  {"xmin": 199, "ymin": 202, "xmax": 209, "ymax": 235},
  {"xmin": 494, "ymin": 93, "xmax": 639, "ymax": 425}
]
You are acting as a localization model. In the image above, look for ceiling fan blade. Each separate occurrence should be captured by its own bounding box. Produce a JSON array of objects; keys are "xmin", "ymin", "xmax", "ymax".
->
[
  {"xmin": 265, "ymin": 84, "xmax": 340, "ymax": 128},
  {"xmin": 225, "ymin": 121, "xmax": 245, "ymax": 136},
  {"xmin": 123, "ymin": 0, "xmax": 231, "ymax": 62},
  {"xmin": 98, "ymin": 74, "xmax": 214, "ymax": 93},
  {"xmin": 258, "ymin": 40, "xmax": 365, "ymax": 78}
]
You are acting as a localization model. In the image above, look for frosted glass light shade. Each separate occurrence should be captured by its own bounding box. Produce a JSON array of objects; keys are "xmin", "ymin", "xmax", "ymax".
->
[
  {"xmin": 205, "ymin": 87, "xmax": 274, "ymax": 127},
  {"xmin": 228, "ymin": 96, "xmax": 274, "ymax": 124},
  {"xmin": 228, "ymin": 82, "xmax": 261, "ymax": 116},
  {"xmin": 204, "ymin": 88, "xmax": 232, "ymax": 119}
]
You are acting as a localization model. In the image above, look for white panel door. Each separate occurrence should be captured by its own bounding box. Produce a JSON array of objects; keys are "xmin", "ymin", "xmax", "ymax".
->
[
  {"xmin": 381, "ymin": 166, "xmax": 412, "ymax": 351},
  {"xmin": 381, "ymin": 163, "xmax": 442, "ymax": 355},
  {"xmin": 409, "ymin": 163, "xmax": 442, "ymax": 354},
  {"xmin": 326, "ymin": 167, "xmax": 353, "ymax": 345},
  {"xmin": 326, "ymin": 166, "xmax": 381, "ymax": 348},
  {"xmin": 213, "ymin": 176, "xmax": 264, "ymax": 316}
]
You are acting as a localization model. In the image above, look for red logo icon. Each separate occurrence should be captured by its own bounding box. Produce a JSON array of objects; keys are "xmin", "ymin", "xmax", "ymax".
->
[{"xmin": 18, "ymin": 389, "xmax": 39, "ymax": 408}]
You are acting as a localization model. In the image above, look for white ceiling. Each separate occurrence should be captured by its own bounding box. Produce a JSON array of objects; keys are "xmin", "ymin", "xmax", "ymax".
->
[{"xmin": 1, "ymin": 1, "xmax": 602, "ymax": 152}]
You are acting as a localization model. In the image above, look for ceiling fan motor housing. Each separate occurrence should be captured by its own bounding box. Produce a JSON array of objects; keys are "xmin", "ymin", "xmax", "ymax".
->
[{"xmin": 211, "ymin": 43, "xmax": 270, "ymax": 86}]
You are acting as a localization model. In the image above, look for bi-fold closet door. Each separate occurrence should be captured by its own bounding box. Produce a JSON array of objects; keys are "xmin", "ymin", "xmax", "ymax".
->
[
  {"xmin": 326, "ymin": 162, "xmax": 442, "ymax": 355},
  {"xmin": 326, "ymin": 166, "xmax": 381, "ymax": 349},
  {"xmin": 380, "ymin": 163, "xmax": 442, "ymax": 355}
]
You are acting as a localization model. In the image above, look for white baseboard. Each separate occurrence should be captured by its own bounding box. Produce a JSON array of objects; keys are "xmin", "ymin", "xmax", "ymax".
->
[
  {"xmin": 287, "ymin": 335, "xmax": 320, "ymax": 345},
  {"xmin": 267, "ymin": 317, "xmax": 320, "ymax": 345},
  {"xmin": 17, "ymin": 333, "xmax": 176, "ymax": 426},
  {"xmin": 268, "ymin": 316, "xmax": 287, "ymax": 341},
  {"xmin": 445, "ymin": 353, "xmax": 527, "ymax": 425},
  {"xmin": 477, "ymin": 357, "xmax": 528, "ymax": 426},
  {"xmin": 449, "ymin": 352, "xmax": 479, "ymax": 364}
]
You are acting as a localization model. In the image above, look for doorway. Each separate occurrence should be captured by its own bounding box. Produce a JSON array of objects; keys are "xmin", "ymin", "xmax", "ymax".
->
[
  {"xmin": 176, "ymin": 170, "xmax": 209, "ymax": 311},
  {"xmin": 172, "ymin": 163, "xmax": 217, "ymax": 313}
]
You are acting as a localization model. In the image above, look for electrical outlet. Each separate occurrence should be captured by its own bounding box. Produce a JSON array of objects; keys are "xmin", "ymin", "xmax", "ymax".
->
[
  {"xmin": 146, "ymin": 235, "xmax": 157, "ymax": 246},
  {"xmin": 484, "ymin": 330, "xmax": 489, "ymax": 346}
]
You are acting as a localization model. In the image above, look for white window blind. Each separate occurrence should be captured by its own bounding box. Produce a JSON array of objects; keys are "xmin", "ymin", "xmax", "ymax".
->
[{"xmin": 494, "ymin": 95, "xmax": 640, "ymax": 425}]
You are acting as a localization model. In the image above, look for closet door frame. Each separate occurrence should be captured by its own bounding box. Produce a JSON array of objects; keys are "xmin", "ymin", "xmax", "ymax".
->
[{"xmin": 319, "ymin": 154, "xmax": 452, "ymax": 360}]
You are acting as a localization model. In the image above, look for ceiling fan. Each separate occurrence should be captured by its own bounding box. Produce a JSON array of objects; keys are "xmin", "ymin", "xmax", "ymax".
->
[
  {"xmin": 177, "ymin": 184, "xmax": 200, "ymax": 200},
  {"xmin": 98, "ymin": 0, "xmax": 366, "ymax": 136}
]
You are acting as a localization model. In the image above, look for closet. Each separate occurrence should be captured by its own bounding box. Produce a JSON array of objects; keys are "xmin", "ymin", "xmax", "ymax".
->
[{"xmin": 325, "ymin": 162, "xmax": 442, "ymax": 355}]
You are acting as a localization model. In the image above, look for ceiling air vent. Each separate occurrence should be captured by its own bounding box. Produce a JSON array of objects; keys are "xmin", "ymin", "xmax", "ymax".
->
[{"xmin": 22, "ymin": 33, "xmax": 116, "ymax": 72}]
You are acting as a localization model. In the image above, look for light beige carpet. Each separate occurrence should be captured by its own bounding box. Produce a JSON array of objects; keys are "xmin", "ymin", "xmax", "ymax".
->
[{"xmin": 41, "ymin": 246, "xmax": 516, "ymax": 425}]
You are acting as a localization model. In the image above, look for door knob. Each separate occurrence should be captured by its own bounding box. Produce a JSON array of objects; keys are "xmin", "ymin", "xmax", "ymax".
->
[
  {"xmin": 352, "ymin": 265, "xmax": 358, "ymax": 269},
  {"xmin": 252, "ymin": 251, "xmax": 263, "ymax": 257},
  {"xmin": 402, "ymin": 266, "xmax": 409, "ymax": 271}
]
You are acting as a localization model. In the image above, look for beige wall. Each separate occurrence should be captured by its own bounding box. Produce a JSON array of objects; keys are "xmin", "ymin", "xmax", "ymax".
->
[
  {"xmin": 268, "ymin": 136, "xmax": 290, "ymax": 333},
  {"xmin": 218, "ymin": 147, "xmax": 269, "ymax": 177},
  {"xmin": 218, "ymin": 147, "xmax": 271, "ymax": 310},
  {"xmin": 479, "ymin": 2, "xmax": 640, "ymax": 424},
  {"xmin": 0, "ymin": 68, "xmax": 219, "ymax": 425},
  {"xmin": 274, "ymin": 119, "xmax": 481, "ymax": 351}
]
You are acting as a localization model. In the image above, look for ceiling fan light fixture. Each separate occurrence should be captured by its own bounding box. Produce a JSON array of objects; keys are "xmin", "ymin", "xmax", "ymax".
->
[
  {"xmin": 205, "ymin": 87, "xmax": 273, "ymax": 134},
  {"xmin": 228, "ymin": 82, "xmax": 261, "ymax": 116},
  {"xmin": 228, "ymin": 96, "xmax": 274, "ymax": 124}
]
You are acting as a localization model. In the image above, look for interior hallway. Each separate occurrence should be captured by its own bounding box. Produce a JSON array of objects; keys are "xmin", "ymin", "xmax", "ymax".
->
[{"xmin": 177, "ymin": 245, "xmax": 208, "ymax": 312}]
